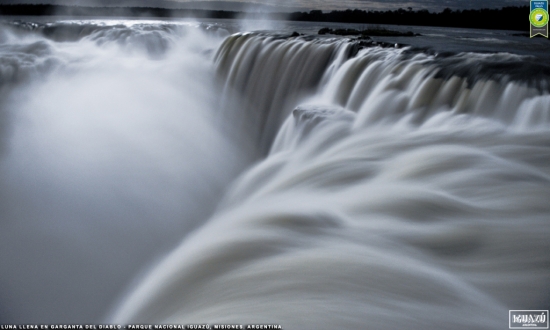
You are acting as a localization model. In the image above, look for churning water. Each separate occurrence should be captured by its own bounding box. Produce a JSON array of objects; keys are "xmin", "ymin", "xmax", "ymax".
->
[{"xmin": 0, "ymin": 19, "xmax": 549, "ymax": 329}]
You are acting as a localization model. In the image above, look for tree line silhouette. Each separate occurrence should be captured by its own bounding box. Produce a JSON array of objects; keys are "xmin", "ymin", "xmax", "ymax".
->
[
  {"xmin": 0, "ymin": 4, "xmax": 529, "ymax": 31},
  {"xmin": 286, "ymin": 7, "xmax": 527, "ymax": 31}
]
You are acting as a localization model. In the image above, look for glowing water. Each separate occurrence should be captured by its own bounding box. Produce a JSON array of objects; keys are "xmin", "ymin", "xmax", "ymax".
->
[{"xmin": 1, "ymin": 22, "xmax": 549, "ymax": 329}]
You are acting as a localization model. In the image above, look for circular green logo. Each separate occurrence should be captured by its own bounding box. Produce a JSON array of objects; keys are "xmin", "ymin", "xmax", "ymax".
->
[{"xmin": 530, "ymin": 8, "xmax": 549, "ymax": 27}]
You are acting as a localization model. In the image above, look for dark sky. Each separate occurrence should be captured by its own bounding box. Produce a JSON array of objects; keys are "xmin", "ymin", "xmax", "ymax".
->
[{"xmin": 0, "ymin": 0, "xmax": 527, "ymax": 11}]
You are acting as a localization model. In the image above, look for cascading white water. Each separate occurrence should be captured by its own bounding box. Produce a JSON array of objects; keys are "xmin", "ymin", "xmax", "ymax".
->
[
  {"xmin": 110, "ymin": 34, "xmax": 550, "ymax": 329},
  {"xmin": 1, "ymin": 22, "xmax": 549, "ymax": 329},
  {"xmin": 214, "ymin": 33, "xmax": 353, "ymax": 153},
  {"xmin": 315, "ymin": 49, "xmax": 550, "ymax": 130}
]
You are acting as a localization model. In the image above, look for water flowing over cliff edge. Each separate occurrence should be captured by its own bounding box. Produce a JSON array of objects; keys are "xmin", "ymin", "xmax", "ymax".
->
[{"xmin": 0, "ymin": 20, "xmax": 549, "ymax": 329}]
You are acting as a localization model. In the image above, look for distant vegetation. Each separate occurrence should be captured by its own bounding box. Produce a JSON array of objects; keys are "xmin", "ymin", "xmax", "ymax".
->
[
  {"xmin": 318, "ymin": 27, "xmax": 420, "ymax": 37},
  {"xmin": 0, "ymin": 4, "xmax": 528, "ymax": 31},
  {"xmin": 287, "ymin": 7, "xmax": 527, "ymax": 31}
]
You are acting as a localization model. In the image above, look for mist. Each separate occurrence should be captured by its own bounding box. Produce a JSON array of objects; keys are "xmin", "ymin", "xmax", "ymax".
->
[{"xmin": 0, "ymin": 20, "xmax": 252, "ymax": 322}]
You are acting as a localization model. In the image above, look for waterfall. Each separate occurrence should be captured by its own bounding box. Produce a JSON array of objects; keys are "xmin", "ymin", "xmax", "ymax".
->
[
  {"xmin": 110, "ymin": 33, "xmax": 550, "ymax": 330},
  {"xmin": 214, "ymin": 33, "xmax": 353, "ymax": 152},
  {"xmin": 1, "ymin": 20, "xmax": 549, "ymax": 329}
]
